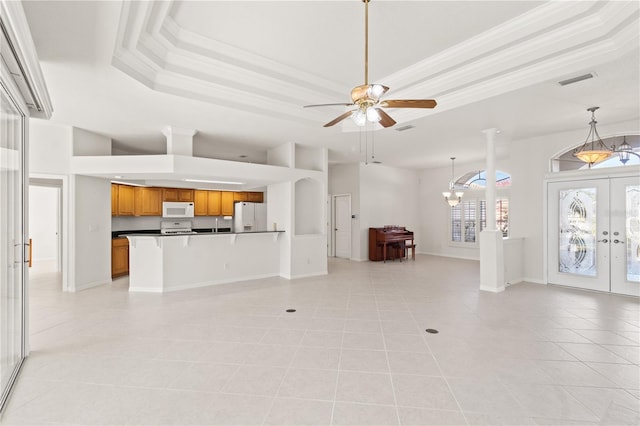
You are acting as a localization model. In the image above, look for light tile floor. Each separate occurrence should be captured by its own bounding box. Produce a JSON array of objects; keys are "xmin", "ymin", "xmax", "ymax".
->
[{"xmin": 2, "ymin": 256, "xmax": 639, "ymax": 425}]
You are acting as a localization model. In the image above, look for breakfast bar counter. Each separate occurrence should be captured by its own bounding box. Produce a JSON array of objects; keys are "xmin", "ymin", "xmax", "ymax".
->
[{"xmin": 126, "ymin": 231, "xmax": 284, "ymax": 292}]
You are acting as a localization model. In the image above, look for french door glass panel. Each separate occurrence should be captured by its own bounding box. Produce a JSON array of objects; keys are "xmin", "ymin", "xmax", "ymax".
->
[
  {"xmin": 548, "ymin": 179, "xmax": 610, "ymax": 292},
  {"xmin": 558, "ymin": 187, "xmax": 597, "ymax": 276},
  {"xmin": 0, "ymin": 82, "xmax": 26, "ymax": 411},
  {"xmin": 611, "ymin": 177, "xmax": 640, "ymax": 296}
]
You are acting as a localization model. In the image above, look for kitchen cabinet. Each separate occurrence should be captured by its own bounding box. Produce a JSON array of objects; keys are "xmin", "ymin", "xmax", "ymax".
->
[
  {"xmin": 194, "ymin": 190, "xmax": 209, "ymax": 216},
  {"xmin": 112, "ymin": 237, "xmax": 129, "ymax": 278},
  {"xmin": 134, "ymin": 187, "xmax": 162, "ymax": 216},
  {"xmin": 163, "ymin": 188, "xmax": 194, "ymax": 202},
  {"xmin": 116, "ymin": 184, "xmax": 135, "ymax": 216},
  {"xmin": 207, "ymin": 191, "xmax": 221, "ymax": 216},
  {"xmin": 247, "ymin": 192, "xmax": 264, "ymax": 203},
  {"xmin": 221, "ymin": 191, "xmax": 235, "ymax": 216},
  {"xmin": 233, "ymin": 192, "xmax": 248, "ymax": 202},
  {"xmin": 111, "ymin": 184, "xmax": 118, "ymax": 216}
]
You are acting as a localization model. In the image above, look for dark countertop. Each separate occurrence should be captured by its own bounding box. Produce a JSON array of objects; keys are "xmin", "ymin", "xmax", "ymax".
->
[{"xmin": 112, "ymin": 228, "xmax": 284, "ymax": 238}]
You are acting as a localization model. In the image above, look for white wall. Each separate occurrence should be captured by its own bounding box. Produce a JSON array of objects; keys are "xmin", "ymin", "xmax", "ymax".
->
[
  {"xmin": 328, "ymin": 163, "xmax": 361, "ymax": 260},
  {"xmin": 72, "ymin": 127, "xmax": 111, "ymax": 156},
  {"xmin": 72, "ymin": 175, "xmax": 111, "ymax": 290},
  {"xmin": 359, "ymin": 164, "xmax": 420, "ymax": 261},
  {"xmin": 29, "ymin": 120, "xmax": 72, "ymax": 174},
  {"xmin": 295, "ymin": 178, "xmax": 323, "ymax": 235}
]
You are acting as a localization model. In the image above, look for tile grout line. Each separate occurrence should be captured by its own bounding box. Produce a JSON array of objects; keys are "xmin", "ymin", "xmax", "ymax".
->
[
  {"xmin": 377, "ymin": 291, "xmax": 403, "ymax": 426},
  {"xmin": 259, "ymin": 308, "xmax": 312, "ymax": 426},
  {"xmin": 408, "ymin": 302, "xmax": 471, "ymax": 426},
  {"xmin": 328, "ymin": 293, "xmax": 352, "ymax": 426}
]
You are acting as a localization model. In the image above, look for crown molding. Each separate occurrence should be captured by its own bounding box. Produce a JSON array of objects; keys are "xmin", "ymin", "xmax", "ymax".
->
[
  {"xmin": 0, "ymin": 0, "xmax": 53, "ymax": 118},
  {"xmin": 112, "ymin": 0, "xmax": 639, "ymax": 129}
]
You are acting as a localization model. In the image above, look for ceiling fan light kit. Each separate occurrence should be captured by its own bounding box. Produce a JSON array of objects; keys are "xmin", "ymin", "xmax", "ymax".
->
[{"xmin": 305, "ymin": 0, "xmax": 437, "ymax": 128}]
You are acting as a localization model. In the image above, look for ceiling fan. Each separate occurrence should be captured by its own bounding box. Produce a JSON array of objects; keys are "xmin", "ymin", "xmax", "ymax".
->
[{"xmin": 304, "ymin": 0, "xmax": 437, "ymax": 128}]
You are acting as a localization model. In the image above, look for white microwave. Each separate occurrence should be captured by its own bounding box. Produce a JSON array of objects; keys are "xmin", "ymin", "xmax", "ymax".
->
[{"xmin": 162, "ymin": 202, "xmax": 194, "ymax": 218}]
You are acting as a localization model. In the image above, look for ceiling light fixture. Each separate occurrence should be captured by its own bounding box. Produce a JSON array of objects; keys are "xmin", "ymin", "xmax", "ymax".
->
[
  {"xmin": 573, "ymin": 106, "xmax": 613, "ymax": 166},
  {"xmin": 442, "ymin": 157, "xmax": 464, "ymax": 207},
  {"xmin": 615, "ymin": 136, "xmax": 634, "ymax": 165},
  {"xmin": 183, "ymin": 178, "xmax": 244, "ymax": 185}
]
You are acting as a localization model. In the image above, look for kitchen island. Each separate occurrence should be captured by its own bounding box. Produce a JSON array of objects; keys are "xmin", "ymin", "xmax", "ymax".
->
[{"xmin": 126, "ymin": 231, "xmax": 284, "ymax": 292}]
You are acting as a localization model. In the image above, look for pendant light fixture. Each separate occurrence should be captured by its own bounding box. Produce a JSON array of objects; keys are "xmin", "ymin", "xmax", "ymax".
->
[
  {"xmin": 616, "ymin": 136, "xmax": 633, "ymax": 165},
  {"xmin": 573, "ymin": 107, "xmax": 613, "ymax": 166},
  {"xmin": 442, "ymin": 157, "xmax": 463, "ymax": 207}
]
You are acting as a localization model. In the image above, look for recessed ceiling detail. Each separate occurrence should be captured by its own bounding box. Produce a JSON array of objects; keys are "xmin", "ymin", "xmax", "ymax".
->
[{"xmin": 112, "ymin": 1, "xmax": 638, "ymax": 130}]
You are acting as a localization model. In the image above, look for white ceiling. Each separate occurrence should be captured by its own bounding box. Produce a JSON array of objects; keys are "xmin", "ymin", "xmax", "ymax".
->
[{"xmin": 22, "ymin": 0, "xmax": 640, "ymax": 170}]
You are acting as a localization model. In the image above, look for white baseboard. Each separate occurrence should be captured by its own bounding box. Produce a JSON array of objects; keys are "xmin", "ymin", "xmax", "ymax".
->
[
  {"xmin": 419, "ymin": 251, "xmax": 480, "ymax": 261},
  {"xmin": 73, "ymin": 278, "xmax": 111, "ymax": 292}
]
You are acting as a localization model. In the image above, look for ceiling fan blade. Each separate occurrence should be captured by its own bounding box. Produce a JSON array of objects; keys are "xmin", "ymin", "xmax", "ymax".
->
[
  {"xmin": 380, "ymin": 99, "xmax": 437, "ymax": 109},
  {"xmin": 323, "ymin": 110, "xmax": 355, "ymax": 127},
  {"xmin": 376, "ymin": 109, "xmax": 396, "ymax": 128},
  {"xmin": 304, "ymin": 103, "xmax": 354, "ymax": 108}
]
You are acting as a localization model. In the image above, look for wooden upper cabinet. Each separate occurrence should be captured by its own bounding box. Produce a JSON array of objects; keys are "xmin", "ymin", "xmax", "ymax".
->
[
  {"xmin": 134, "ymin": 187, "xmax": 163, "ymax": 216},
  {"xmin": 111, "ymin": 184, "xmax": 118, "ymax": 216},
  {"xmin": 194, "ymin": 190, "xmax": 208, "ymax": 216},
  {"xmin": 117, "ymin": 184, "xmax": 135, "ymax": 216},
  {"xmin": 207, "ymin": 191, "xmax": 222, "ymax": 216},
  {"xmin": 233, "ymin": 192, "xmax": 248, "ymax": 202},
  {"xmin": 221, "ymin": 191, "xmax": 235, "ymax": 216},
  {"xmin": 163, "ymin": 188, "xmax": 194, "ymax": 202},
  {"xmin": 247, "ymin": 192, "xmax": 264, "ymax": 203}
]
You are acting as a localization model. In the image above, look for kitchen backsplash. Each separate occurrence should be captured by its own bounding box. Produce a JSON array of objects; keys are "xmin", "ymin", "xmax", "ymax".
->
[{"xmin": 112, "ymin": 216, "xmax": 233, "ymax": 232}]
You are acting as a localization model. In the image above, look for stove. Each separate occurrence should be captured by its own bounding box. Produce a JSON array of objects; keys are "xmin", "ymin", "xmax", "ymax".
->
[{"xmin": 160, "ymin": 220, "xmax": 196, "ymax": 235}]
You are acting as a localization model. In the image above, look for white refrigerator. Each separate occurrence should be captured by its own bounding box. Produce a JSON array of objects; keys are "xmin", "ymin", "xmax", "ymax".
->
[{"xmin": 234, "ymin": 202, "xmax": 267, "ymax": 232}]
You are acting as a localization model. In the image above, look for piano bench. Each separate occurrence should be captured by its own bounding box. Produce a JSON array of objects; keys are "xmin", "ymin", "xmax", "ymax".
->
[{"xmin": 404, "ymin": 243, "xmax": 416, "ymax": 260}]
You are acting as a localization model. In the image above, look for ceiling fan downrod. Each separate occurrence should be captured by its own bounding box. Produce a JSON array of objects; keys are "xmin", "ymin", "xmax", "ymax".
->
[{"xmin": 363, "ymin": 0, "xmax": 370, "ymax": 85}]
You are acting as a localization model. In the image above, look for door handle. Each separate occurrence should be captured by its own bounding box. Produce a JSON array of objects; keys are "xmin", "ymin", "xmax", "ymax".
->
[
  {"xmin": 597, "ymin": 239, "xmax": 609, "ymax": 243},
  {"xmin": 613, "ymin": 239, "xmax": 625, "ymax": 244}
]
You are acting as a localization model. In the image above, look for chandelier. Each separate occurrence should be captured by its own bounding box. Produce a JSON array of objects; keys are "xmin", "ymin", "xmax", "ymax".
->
[
  {"xmin": 573, "ymin": 107, "xmax": 613, "ymax": 165},
  {"xmin": 442, "ymin": 157, "xmax": 463, "ymax": 207}
]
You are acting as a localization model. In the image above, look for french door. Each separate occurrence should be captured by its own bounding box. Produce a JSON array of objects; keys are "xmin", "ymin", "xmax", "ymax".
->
[
  {"xmin": 0, "ymin": 78, "xmax": 28, "ymax": 412},
  {"xmin": 548, "ymin": 177, "xmax": 640, "ymax": 296}
]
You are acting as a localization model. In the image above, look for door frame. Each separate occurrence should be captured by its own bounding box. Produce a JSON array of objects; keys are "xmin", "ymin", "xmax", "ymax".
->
[
  {"xmin": 29, "ymin": 174, "xmax": 70, "ymax": 291},
  {"xmin": 544, "ymin": 167, "xmax": 640, "ymax": 292}
]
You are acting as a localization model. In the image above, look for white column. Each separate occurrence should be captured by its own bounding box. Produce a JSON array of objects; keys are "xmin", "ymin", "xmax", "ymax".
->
[
  {"xmin": 480, "ymin": 128, "xmax": 505, "ymax": 293},
  {"xmin": 162, "ymin": 126, "xmax": 197, "ymax": 156}
]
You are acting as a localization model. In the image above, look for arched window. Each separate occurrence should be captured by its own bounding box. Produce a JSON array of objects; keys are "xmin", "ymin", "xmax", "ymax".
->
[
  {"xmin": 455, "ymin": 170, "xmax": 511, "ymax": 188},
  {"xmin": 553, "ymin": 134, "xmax": 639, "ymax": 171}
]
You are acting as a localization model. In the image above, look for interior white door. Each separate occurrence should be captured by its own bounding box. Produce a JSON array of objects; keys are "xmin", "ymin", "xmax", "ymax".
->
[
  {"xmin": 334, "ymin": 195, "xmax": 351, "ymax": 259},
  {"xmin": 548, "ymin": 179, "xmax": 610, "ymax": 292},
  {"xmin": 610, "ymin": 176, "xmax": 640, "ymax": 296}
]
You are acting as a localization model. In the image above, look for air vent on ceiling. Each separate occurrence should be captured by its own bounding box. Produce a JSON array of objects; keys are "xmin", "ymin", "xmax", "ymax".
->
[
  {"xmin": 395, "ymin": 125, "xmax": 415, "ymax": 132},
  {"xmin": 558, "ymin": 73, "xmax": 594, "ymax": 86}
]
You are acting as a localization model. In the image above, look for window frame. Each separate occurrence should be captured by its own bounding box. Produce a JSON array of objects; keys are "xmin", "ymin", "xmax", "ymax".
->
[{"xmin": 448, "ymin": 190, "xmax": 510, "ymax": 247}]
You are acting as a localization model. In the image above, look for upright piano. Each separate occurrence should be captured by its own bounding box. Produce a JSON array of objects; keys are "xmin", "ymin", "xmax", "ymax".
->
[{"xmin": 369, "ymin": 226, "xmax": 415, "ymax": 262}]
